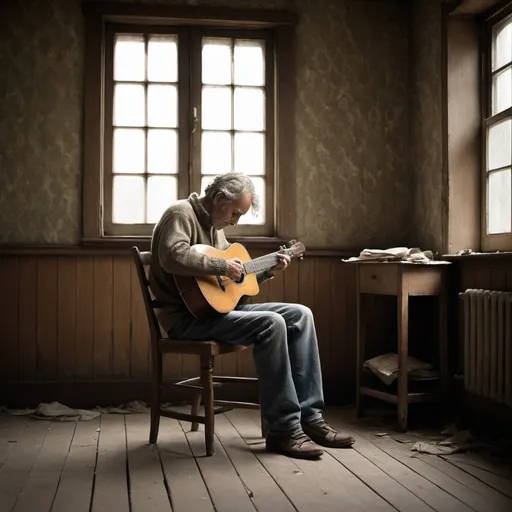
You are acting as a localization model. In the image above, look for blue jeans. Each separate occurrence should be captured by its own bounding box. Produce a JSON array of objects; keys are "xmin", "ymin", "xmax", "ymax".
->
[{"xmin": 170, "ymin": 302, "xmax": 324, "ymax": 434}]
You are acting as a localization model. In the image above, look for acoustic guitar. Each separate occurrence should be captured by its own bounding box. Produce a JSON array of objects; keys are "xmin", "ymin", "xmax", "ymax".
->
[{"xmin": 173, "ymin": 240, "xmax": 306, "ymax": 319}]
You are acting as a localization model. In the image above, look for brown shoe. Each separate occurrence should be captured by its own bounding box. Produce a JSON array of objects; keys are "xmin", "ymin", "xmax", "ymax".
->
[
  {"xmin": 302, "ymin": 419, "xmax": 355, "ymax": 448},
  {"xmin": 266, "ymin": 428, "xmax": 324, "ymax": 459}
]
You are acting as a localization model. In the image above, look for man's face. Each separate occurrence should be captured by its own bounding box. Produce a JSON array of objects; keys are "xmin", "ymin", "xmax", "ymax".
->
[{"xmin": 210, "ymin": 191, "xmax": 252, "ymax": 230}]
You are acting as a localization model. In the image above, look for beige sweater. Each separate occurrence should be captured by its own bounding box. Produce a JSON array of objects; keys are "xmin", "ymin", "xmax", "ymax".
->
[{"xmin": 149, "ymin": 193, "xmax": 271, "ymax": 335}]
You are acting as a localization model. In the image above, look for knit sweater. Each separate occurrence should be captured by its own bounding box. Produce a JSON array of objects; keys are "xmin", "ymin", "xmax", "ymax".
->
[{"xmin": 149, "ymin": 193, "xmax": 272, "ymax": 335}]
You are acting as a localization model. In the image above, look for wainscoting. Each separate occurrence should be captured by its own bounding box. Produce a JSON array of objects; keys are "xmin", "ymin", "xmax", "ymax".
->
[{"xmin": 0, "ymin": 249, "xmax": 359, "ymax": 407}]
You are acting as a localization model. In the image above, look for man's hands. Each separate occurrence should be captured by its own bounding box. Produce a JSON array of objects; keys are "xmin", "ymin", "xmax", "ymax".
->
[
  {"xmin": 225, "ymin": 253, "xmax": 290, "ymax": 281},
  {"xmin": 225, "ymin": 258, "xmax": 244, "ymax": 281},
  {"xmin": 272, "ymin": 252, "xmax": 291, "ymax": 273}
]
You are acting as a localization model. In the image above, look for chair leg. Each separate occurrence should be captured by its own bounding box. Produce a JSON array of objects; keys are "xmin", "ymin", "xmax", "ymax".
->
[
  {"xmin": 191, "ymin": 390, "xmax": 202, "ymax": 432},
  {"xmin": 149, "ymin": 352, "xmax": 162, "ymax": 444},
  {"xmin": 201, "ymin": 354, "xmax": 215, "ymax": 456}
]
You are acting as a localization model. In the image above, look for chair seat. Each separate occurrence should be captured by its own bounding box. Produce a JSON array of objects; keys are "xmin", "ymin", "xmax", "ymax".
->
[{"xmin": 158, "ymin": 338, "xmax": 251, "ymax": 356}]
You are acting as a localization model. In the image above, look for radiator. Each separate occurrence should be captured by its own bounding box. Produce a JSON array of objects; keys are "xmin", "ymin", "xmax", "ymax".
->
[{"xmin": 460, "ymin": 289, "xmax": 512, "ymax": 407}]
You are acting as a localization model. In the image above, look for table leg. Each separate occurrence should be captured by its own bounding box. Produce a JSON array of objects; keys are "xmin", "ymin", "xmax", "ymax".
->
[
  {"xmin": 439, "ymin": 275, "xmax": 449, "ymax": 399},
  {"xmin": 397, "ymin": 288, "xmax": 409, "ymax": 432},
  {"xmin": 356, "ymin": 293, "xmax": 366, "ymax": 417}
]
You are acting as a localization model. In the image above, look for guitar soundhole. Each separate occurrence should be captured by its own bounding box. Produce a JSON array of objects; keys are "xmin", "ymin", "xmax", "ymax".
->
[{"xmin": 233, "ymin": 273, "xmax": 245, "ymax": 285}]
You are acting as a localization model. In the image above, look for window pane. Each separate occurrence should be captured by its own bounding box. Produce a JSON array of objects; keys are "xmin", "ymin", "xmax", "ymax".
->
[
  {"xmin": 114, "ymin": 84, "xmax": 145, "ymax": 126},
  {"xmin": 113, "ymin": 176, "xmax": 145, "ymax": 224},
  {"xmin": 147, "ymin": 176, "xmax": 177, "ymax": 223},
  {"xmin": 493, "ymin": 66, "xmax": 512, "ymax": 115},
  {"xmin": 234, "ymin": 40, "xmax": 265, "ymax": 86},
  {"xmin": 114, "ymin": 34, "xmax": 145, "ymax": 82},
  {"xmin": 200, "ymin": 175, "xmax": 216, "ymax": 196},
  {"xmin": 234, "ymin": 133, "xmax": 265, "ymax": 175},
  {"xmin": 238, "ymin": 177, "xmax": 265, "ymax": 225},
  {"xmin": 488, "ymin": 169, "xmax": 511, "ymax": 234},
  {"xmin": 493, "ymin": 20, "xmax": 512, "ymax": 71},
  {"xmin": 234, "ymin": 88, "xmax": 265, "ymax": 131},
  {"xmin": 202, "ymin": 38, "xmax": 231, "ymax": 85},
  {"xmin": 488, "ymin": 118, "xmax": 512, "ymax": 171},
  {"xmin": 113, "ymin": 128, "xmax": 145, "ymax": 173},
  {"xmin": 202, "ymin": 131, "xmax": 232, "ymax": 174},
  {"xmin": 148, "ymin": 84, "xmax": 177, "ymax": 128},
  {"xmin": 148, "ymin": 35, "xmax": 178, "ymax": 82},
  {"xmin": 148, "ymin": 129, "xmax": 177, "ymax": 174},
  {"xmin": 202, "ymin": 86, "xmax": 231, "ymax": 130}
]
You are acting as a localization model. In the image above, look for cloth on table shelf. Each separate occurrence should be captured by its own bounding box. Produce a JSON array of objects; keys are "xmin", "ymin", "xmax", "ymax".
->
[{"xmin": 363, "ymin": 352, "xmax": 437, "ymax": 386}]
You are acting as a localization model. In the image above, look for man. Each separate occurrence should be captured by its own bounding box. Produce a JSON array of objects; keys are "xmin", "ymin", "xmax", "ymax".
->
[{"xmin": 149, "ymin": 172, "xmax": 355, "ymax": 459}]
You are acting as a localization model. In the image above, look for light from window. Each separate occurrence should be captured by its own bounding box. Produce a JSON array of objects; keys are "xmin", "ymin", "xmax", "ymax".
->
[
  {"xmin": 112, "ymin": 34, "xmax": 179, "ymax": 224},
  {"xmin": 201, "ymin": 37, "xmax": 266, "ymax": 225},
  {"xmin": 492, "ymin": 20, "xmax": 511, "ymax": 115},
  {"xmin": 488, "ymin": 170, "xmax": 511, "ymax": 233},
  {"xmin": 487, "ymin": 18, "xmax": 512, "ymax": 235}
]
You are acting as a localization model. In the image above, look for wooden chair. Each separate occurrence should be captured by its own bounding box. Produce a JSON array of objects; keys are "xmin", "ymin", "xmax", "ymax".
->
[{"xmin": 131, "ymin": 246, "xmax": 267, "ymax": 456}]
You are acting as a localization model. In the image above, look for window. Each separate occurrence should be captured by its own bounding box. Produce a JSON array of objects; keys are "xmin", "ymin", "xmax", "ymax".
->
[
  {"xmin": 483, "ymin": 13, "xmax": 512, "ymax": 251},
  {"xmin": 82, "ymin": 4, "xmax": 296, "ymax": 244}
]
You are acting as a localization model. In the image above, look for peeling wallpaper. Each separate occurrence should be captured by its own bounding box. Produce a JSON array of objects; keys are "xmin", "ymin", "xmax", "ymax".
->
[{"xmin": 0, "ymin": 0, "xmax": 419, "ymax": 248}]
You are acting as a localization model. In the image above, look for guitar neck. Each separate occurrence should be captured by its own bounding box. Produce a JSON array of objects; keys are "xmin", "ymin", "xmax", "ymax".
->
[{"xmin": 243, "ymin": 252, "xmax": 282, "ymax": 275}]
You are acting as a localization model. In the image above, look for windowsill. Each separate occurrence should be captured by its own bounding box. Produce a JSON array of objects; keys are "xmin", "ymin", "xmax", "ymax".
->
[
  {"xmin": 82, "ymin": 236, "xmax": 293, "ymax": 251},
  {"xmin": 442, "ymin": 251, "xmax": 512, "ymax": 261}
]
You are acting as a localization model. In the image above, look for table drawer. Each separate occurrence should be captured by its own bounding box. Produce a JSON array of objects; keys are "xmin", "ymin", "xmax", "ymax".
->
[{"xmin": 358, "ymin": 264, "xmax": 398, "ymax": 294}]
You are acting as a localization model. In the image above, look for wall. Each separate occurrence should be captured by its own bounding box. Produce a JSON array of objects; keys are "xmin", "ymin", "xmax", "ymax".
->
[
  {"xmin": 410, "ymin": 0, "xmax": 446, "ymax": 255},
  {"xmin": 0, "ymin": 0, "xmax": 412, "ymax": 249},
  {"xmin": 0, "ymin": 0, "xmax": 421, "ymax": 408},
  {"xmin": 0, "ymin": 0, "xmax": 83, "ymax": 244},
  {"xmin": 0, "ymin": 251, "xmax": 361, "ymax": 407},
  {"xmin": 446, "ymin": 16, "xmax": 481, "ymax": 254}
]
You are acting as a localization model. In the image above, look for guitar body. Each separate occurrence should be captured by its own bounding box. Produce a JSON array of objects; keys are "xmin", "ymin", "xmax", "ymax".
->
[{"xmin": 173, "ymin": 243, "xmax": 260, "ymax": 320}]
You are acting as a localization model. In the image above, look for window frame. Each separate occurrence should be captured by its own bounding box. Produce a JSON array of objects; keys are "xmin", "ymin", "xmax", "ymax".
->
[
  {"xmin": 481, "ymin": 5, "xmax": 512, "ymax": 252},
  {"xmin": 82, "ymin": 2, "xmax": 297, "ymax": 246}
]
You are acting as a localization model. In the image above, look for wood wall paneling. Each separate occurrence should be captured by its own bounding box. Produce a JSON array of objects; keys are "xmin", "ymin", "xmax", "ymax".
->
[
  {"xmin": 76, "ymin": 257, "xmax": 94, "ymax": 379},
  {"xmin": 0, "ymin": 253, "xmax": 359, "ymax": 407}
]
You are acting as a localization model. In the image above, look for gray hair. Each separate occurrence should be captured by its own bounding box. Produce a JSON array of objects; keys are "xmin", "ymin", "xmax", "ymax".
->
[{"xmin": 204, "ymin": 172, "xmax": 260, "ymax": 214}]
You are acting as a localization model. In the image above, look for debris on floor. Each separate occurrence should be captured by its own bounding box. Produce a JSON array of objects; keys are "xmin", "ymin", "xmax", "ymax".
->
[{"xmin": 0, "ymin": 400, "xmax": 155, "ymax": 421}]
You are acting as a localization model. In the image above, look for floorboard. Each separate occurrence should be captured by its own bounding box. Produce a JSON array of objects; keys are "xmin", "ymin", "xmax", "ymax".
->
[
  {"xmin": 126, "ymin": 414, "xmax": 172, "ymax": 511},
  {"xmin": 157, "ymin": 417, "xmax": 214, "ymax": 512},
  {"xmin": 51, "ymin": 418, "xmax": 100, "ymax": 512},
  {"xmin": 0, "ymin": 419, "xmax": 50, "ymax": 512},
  {"xmin": 0, "ymin": 408, "xmax": 510, "ymax": 512},
  {"xmin": 90, "ymin": 414, "xmax": 130, "ymax": 512}
]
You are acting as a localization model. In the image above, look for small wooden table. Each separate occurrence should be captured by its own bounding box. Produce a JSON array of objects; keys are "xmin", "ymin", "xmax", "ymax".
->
[{"xmin": 354, "ymin": 261, "xmax": 451, "ymax": 431}]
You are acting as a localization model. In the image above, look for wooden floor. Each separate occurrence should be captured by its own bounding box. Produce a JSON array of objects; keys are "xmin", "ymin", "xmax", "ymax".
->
[{"xmin": 1, "ymin": 408, "xmax": 511, "ymax": 512}]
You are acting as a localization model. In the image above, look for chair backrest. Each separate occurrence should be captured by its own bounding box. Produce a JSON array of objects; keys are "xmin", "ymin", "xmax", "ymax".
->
[{"xmin": 130, "ymin": 246, "xmax": 164, "ymax": 343}]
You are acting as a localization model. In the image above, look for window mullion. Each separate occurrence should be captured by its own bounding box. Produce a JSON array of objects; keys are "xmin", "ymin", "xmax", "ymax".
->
[
  {"xmin": 484, "ymin": 106, "xmax": 512, "ymax": 125},
  {"xmin": 144, "ymin": 33, "xmax": 149, "ymax": 224},
  {"xmin": 189, "ymin": 29, "xmax": 203, "ymax": 197},
  {"xmin": 177, "ymin": 27, "xmax": 191, "ymax": 201},
  {"xmin": 103, "ymin": 24, "xmax": 115, "ymax": 235}
]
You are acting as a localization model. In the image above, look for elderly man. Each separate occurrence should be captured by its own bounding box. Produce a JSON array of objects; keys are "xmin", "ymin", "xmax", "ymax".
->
[{"xmin": 149, "ymin": 172, "xmax": 355, "ymax": 459}]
